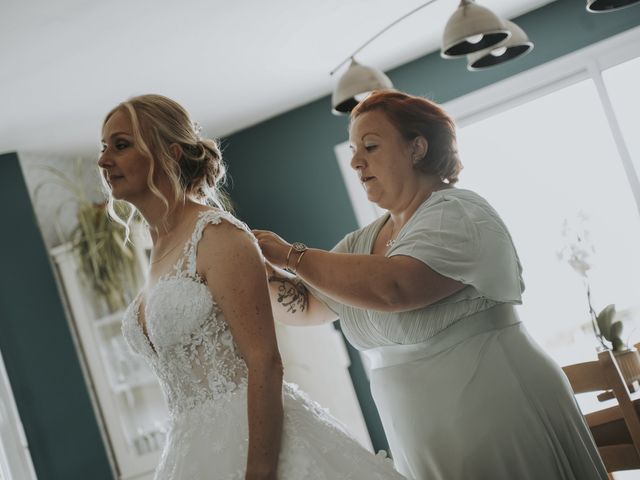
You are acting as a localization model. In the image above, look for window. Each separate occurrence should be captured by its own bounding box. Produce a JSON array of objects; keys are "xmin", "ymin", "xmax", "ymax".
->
[
  {"xmin": 0, "ymin": 351, "xmax": 37, "ymax": 480},
  {"xmin": 456, "ymin": 76, "xmax": 640, "ymax": 366},
  {"xmin": 335, "ymin": 26, "xmax": 640, "ymax": 368},
  {"xmin": 603, "ymin": 55, "xmax": 640, "ymax": 193}
]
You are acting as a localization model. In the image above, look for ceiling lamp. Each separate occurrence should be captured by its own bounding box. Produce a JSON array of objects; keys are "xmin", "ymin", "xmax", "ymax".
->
[
  {"xmin": 586, "ymin": 0, "xmax": 640, "ymax": 12},
  {"xmin": 329, "ymin": 0, "xmax": 531, "ymax": 114},
  {"xmin": 441, "ymin": 0, "xmax": 511, "ymax": 58},
  {"xmin": 466, "ymin": 20, "xmax": 534, "ymax": 70},
  {"xmin": 329, "ymin": 0, "xmax": 438, "ymax": 115},
  {"xmin": 331, "ymin": 58, "xmax": 393, "ymax": 114}
]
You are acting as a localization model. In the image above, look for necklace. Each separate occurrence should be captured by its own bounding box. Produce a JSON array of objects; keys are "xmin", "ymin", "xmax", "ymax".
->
[
  {"xmin": 385, "ymin": 221, "xmax": 399, "ymax": 248},
  {"xmin": 148, "ymin": 207, "xmax": 199, "ymax": 265},
  {"xmin": 150, "ymin": 241, "xmax": 182, "ymax": 265}
]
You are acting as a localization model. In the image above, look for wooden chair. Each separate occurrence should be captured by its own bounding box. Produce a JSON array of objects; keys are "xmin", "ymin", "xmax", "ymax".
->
[{"xmin": 562, "ymin": 350, "xmax": 640, "ymax": 474}]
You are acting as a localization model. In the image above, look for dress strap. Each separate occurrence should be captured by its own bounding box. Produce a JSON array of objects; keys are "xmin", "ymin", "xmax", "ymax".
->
[{"xmin": 184, "ymin": 210, "xmax": 255, "ymax": 277}]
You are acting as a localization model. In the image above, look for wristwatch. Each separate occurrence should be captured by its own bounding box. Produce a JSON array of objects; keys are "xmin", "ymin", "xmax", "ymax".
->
[{"xmin": 285, "ymin": 242, "xmax": 308, "ymax": 274}]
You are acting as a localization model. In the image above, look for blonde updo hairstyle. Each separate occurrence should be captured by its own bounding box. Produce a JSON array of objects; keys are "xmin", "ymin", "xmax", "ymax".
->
[
  {"xmin": 102, "ymin": 94, "xmax": 230, "ymax": 230},
  {"xmin": 350, "ymin": 90, "xmax": 463, "ymax": 184}
]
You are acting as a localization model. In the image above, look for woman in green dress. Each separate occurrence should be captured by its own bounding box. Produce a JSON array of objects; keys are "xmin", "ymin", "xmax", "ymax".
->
[{"xmin": 253, "ymin": 90, "xmax": 607, "ymax": 480}]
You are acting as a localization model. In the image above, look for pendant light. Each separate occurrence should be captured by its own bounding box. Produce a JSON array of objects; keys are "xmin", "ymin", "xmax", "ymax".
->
[
  {"xmin": 441, "ymin": 0, "xmax": 511, "ymax": 58},
  {"xmin": 329, "ymin": 0, "xmax": 439, "ymax": 115},
  {"xmin": 466, "ymin": 20, "xmax": 533, "ymax": 70},
  {"xmin": 586, "ymin": 0, "xmax": 640, "ymax": 12},
  {"xmin": 329, "ymin": 0, "xmax": 532, "ymax": 114},
  {"xmin": 331, "ymin": 58, "xmax": 393, "ymax": 114}
]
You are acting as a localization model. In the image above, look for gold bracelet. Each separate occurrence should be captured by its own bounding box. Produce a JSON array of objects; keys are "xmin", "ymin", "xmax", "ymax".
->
[
  {"xmin": 284, "ymin": 245, "xmax": 295, "ymax": 271},
  {"xmin": 285, "ymin": 242, "xmax": 307, "ymax": 274},
  {"xmin": 292, "ymin": 250, "xmax": 307, "ymax": 275}
]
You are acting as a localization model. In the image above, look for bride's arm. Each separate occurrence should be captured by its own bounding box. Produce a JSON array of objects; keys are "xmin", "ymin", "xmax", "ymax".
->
[
  {"xmin": 199, "ymin": 221, "xmax": 283, "ymax": 480},
  {"xmin": 265, "ymin": 263, "xmax": 339, "ymax": 326}
]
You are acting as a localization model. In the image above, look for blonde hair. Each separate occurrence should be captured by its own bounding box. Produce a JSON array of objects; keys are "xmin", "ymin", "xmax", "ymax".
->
[{"xmin": 101, "ymin": 94, "xmax": 231, "ymax": 231}]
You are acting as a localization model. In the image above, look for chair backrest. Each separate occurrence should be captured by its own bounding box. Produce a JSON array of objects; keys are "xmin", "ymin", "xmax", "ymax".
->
[
  {"xmin": 563, "ymin": 350, "xmax": 640, "ymax": 469},
  {"xmin": 562, "ymin": 358, "xmax": 608, "ymax": 394}
]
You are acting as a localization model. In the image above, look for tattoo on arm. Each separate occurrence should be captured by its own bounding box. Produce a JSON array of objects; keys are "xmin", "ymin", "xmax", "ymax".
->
[{"xmin": 268, "ymin": 274, "xmax": 309, "ymax": 314}]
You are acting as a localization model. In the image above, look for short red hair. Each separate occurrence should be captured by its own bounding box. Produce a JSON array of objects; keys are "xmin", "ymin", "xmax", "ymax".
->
[{"xmin": 351, "ymin": 90, "xmax": 463, "ymax": 184}]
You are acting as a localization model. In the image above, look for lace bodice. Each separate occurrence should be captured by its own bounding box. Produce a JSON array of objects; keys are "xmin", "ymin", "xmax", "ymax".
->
[
  {"xmin": 121, "ymin": 210, "xmax": 404, "ymax": 480},
  {"xmin": 121, "ymin": 210, "xmax": 251, "ymax": 417}
]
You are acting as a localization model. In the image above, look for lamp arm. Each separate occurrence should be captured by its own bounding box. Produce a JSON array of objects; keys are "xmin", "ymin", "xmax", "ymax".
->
[{"xmin": 329, "ymin": 0, "xmax": 439, "ymax": 76}]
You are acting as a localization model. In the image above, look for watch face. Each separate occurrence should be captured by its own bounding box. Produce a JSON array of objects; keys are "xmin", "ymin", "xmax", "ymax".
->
[{"xmin": 292, "ymin": 242, "xmax": 307, "ymax": 252}]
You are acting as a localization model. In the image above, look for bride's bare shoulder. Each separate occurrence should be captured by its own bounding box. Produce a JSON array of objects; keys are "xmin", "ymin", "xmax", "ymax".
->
[{"xmin": 196, "ymin": 211, "xmax": 260, "ymax": 270}]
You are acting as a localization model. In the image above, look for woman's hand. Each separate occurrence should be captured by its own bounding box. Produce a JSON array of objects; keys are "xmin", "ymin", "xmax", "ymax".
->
[{"xmin": 252, "ymin": 229, "xmax": 291, "ymax": 269}]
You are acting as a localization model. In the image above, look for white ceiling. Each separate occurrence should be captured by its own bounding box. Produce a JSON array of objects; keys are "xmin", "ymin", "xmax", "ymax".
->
[{"xmin": 1, "ymin": 0, "xmax": 552, "ymax": 156}]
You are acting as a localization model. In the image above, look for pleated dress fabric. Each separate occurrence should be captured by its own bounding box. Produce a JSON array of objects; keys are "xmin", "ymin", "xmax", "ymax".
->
[{"xmin": 306, "ymin": 188, "xmax": 607, "ymax": 480}]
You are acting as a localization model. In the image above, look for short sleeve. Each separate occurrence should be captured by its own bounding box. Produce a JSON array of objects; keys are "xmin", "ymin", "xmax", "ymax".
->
[
  {"xmin": 388, "ymin": 196, "xmax": 523, "ymax": 303},
  {"xmin": 301, "ymin": 233, "xmax": 353, "ymax": 316}
]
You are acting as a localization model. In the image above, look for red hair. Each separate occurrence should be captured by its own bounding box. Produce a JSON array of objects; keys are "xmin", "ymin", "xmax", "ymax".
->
[{"xmin": 351, "ymin": 90, "xmax": 463, "ymax": 184}]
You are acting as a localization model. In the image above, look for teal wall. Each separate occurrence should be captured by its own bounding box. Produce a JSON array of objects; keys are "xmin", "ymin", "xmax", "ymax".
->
[
  {"xmin": 0, "ymin": 152, "xmax": 113, "ymax": 479},
  {"xmin": 1, "ymin": 0, "xmax": 639, "ymax": 473},
  {"xmin": 223, "ymin": 0, "xmax": 640, "ymax": 451}
]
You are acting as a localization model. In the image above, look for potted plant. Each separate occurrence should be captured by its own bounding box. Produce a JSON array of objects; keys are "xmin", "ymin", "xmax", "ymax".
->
[
  {"xmin": 558, "ymin": 213, "xmax": 640, "ymax": 386},
  {"xmin": 595, "ymin": 304, "xmax": 640, "ymax": 386},
  {"xmin": 70, "ymin": 200, "xmax": 141, "ymax": 314},
  {"xmin": 35, "ymin": 159, "xmax": 142, "ymax": 316}
]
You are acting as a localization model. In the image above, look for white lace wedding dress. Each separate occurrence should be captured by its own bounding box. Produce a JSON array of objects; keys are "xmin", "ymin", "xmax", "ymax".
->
[{"xmin": 121, "ymin": 210, "xmax": 403, "ymax": 480}]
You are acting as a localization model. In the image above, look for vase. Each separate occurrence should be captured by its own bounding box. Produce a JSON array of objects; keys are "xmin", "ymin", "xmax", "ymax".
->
[{"xmin": 613, "ymin": 347, "xmax": 640, "ymax": 389}]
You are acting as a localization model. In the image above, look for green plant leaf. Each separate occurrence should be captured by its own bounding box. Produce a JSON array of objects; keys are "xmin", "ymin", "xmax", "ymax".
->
[
  {"xmin": 611, "ymin": 321, "xmax": 625, "ymax": 351},
  {"xmin": 596, "ymin": 304, "xmax": 616, "ymax": 340},
  {"xmin": 36, "ymin": 159, "xmax": 141, "ymax": 312}
]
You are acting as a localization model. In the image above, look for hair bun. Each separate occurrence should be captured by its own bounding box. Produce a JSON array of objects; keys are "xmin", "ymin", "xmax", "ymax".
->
[
  {"xmin": 180, "ymin": 138, "xmax": 225, "ymax": 193},
  {"xmin": 200, "ymin": 138, "xmax": 225, "ymax": 186}
]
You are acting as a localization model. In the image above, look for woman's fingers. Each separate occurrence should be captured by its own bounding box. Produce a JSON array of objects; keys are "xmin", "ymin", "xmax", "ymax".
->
[{"xmin": 250, "ymin": 230, "xmax": 291, "ymax": 268}]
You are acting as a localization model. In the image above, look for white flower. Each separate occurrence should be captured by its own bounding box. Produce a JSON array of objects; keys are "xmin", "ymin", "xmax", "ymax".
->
[
  {"xmin": 558, "ymin": 211, "xmax": 595, "ymax": 277},
  {"xmin": 558, "ymin": 211, "xmax": 609, "ymax": 349},
  {"xmin": 568, "ymin": 255, "xmax": 590, "ymax": 277}
]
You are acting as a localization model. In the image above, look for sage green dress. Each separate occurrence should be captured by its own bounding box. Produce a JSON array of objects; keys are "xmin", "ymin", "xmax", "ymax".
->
[{"xmin": 306, "ymin": 188, "xmax": 606, "ymax": 480}]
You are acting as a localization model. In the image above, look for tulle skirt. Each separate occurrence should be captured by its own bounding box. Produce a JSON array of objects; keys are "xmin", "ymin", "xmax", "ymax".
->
[{"xmin": 154, "ymin": 383, "xmax": 404, "ymax": 480}]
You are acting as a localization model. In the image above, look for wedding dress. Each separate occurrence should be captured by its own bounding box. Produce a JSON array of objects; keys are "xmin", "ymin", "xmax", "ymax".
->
[{"xmin": 121, "ymin": 209, "xmax": 403, "ymax": 480}]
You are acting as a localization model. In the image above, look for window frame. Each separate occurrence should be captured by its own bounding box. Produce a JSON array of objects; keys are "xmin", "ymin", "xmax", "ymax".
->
[
  {"xmin": 335, "ymin": 25, "xmax": 640, "ymax": 228},
  {"xmin": 444, "ymin": 26, "xmax": 640, "ymax": 216}
]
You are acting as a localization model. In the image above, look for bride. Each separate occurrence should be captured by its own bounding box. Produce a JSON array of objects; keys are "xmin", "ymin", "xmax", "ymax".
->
[{"xmin": 97, "ymin": 94, "xmax": 404, "ymax": 480}]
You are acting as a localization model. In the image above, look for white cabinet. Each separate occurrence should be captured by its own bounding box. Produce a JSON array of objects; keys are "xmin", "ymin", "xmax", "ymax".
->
[{"xmin": 50, "ymin": 240, "xmax": 165, "ymax": 480}]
